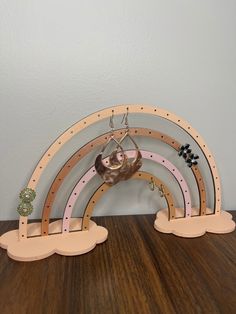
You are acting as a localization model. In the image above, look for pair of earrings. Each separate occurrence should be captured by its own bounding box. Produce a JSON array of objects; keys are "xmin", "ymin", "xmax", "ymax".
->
[
  {"xmin": 95, "ymin": 109, "xmax": 142, "ymax": 186},
  {"xmin": 149, "ymin": 179, "xmax": 166, "ymax": 197}
]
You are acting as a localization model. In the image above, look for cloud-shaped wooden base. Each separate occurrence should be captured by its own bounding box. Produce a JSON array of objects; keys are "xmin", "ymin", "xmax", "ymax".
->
[
  {"xmin": 154, "ymin": 208, "xmax": 235, "ymax": 238},
  {"xmin": 0, "ymin": 218, "xmax": 108, "ymax": 261}
]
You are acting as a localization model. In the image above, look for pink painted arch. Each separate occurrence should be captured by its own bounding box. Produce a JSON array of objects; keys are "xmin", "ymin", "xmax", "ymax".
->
[{"xmin": 62, "ymin": 150, "xmax": 192, "ymax": 233}]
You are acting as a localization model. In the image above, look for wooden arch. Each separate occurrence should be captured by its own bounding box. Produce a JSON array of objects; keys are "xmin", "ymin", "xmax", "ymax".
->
[
  {"xmin": 19, "ymin": 104, "xmax": 221, "ymax": 240},
  {"xmin": 60, "ymin": 150, "xmax": 192, "ymax": 235},
  {"xmin": 81, "ymin": 171, "xmax": 175, "ymax": 231},
  {"xmin": 41, "ymin": 127, "xmax": 206, "ymax": 235}
]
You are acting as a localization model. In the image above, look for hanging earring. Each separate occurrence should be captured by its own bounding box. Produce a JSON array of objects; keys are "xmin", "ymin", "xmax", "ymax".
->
[
  {"xmin": 95, "ymin": 112, "xmax": 127, "ymax": 185},
  {"xmin": 115, "ymin": 108, "xmax": 142, "ymax": 180},
  {"xmin": 148, "ymin": 178, "xmax": 155, "ymax": 191},
  {"xmin": 158, "ymin": 184, "xmax": 166, "ymax": 198}
]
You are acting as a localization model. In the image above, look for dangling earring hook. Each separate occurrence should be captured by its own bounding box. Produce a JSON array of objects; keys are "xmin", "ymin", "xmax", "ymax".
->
[
  {"xmin": 149, "ymin": 178, "xmax": 155, "ymax": 191},
  {"xmin": 109, "ymin": 111, "xmax": 115, "ymax": 136},
  {"xmin": 121, "ymin": 108, "xmax": 129, "ymax": 131}
]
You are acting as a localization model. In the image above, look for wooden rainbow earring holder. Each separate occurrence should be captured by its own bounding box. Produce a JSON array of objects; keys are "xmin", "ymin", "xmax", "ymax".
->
[{"xmin": 0, "ymin": 104, "xmax": 235, "ymax": 261}]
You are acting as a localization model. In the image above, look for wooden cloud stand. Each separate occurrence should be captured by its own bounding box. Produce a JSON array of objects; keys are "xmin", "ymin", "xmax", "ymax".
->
[{"xmin": 0, "ymin": 104, "xmax": 235, "ymax": 261}]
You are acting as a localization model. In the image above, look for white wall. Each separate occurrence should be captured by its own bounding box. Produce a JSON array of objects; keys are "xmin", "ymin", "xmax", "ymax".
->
[{"xmin": 0, "ymin": 0, "xmax": 235, "ymax": 220}]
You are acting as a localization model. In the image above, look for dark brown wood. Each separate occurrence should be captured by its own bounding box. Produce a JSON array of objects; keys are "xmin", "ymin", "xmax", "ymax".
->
[{"xmin": 0, "ymin": 213, "xmax": 236, "ymax": 314}]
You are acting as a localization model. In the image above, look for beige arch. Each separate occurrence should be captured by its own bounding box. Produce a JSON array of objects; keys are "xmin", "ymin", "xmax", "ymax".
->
[
  {"xmin": 19, "ymin": 104, "xmax": 221, "ymax": 240},
  {"xmin": 81, "ymin": 171, "xmax": 176, "ymax": 231}
]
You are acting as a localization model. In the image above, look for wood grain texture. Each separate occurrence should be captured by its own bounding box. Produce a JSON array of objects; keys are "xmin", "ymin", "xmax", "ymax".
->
[
  {"xmin": 20, "ymin": 104, "xmax": 221, "ymax": 239},
  {"xmin": 1, "ymin": 212, "xmax": 236, "ymax": 314}
]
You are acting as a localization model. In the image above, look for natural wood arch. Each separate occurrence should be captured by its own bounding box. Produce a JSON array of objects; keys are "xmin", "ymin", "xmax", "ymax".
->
[
  {"xmin": 60, "ymin": 149, "xmax": 192, "ymax": 235},
  {"xmin": 19, "ymin": 104, "xmax": 221, "ymax": 240},
  {"xmin": 80, "ymin": 171, "xmax": 175, "ymax": 231},
  {"xmin": 41, "ymin": 127, "xmax": 206, "ymax": 235}
]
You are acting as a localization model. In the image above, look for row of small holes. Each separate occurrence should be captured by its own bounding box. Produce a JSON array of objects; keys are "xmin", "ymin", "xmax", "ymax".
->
[
  {"xmin": 23, "ymin": 112, "xmax": 214, "ymax": 238},
  {"xmin": 32, "ymin": 107, "xmax": 220, "ymax": 222}
]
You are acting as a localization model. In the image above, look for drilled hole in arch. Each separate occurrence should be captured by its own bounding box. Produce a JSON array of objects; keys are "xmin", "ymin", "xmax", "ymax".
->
[
  {"xmin": 21, "ymin": 222, "xmax": 24, "ymax": 224},
  {"xmin": 86, "ymin": 214, "xmax": 89, "ymax": 217},
  {"xmin": 98, "ymin": 114, "xmax": 100, "ymax": 117},
  {"xmin": 178, "ymin": 119, "xmax": 181, "ymax": 122},
  {"xmin": 64, "ymin": 229, "xmax": 67, "ymax": 232},
  {"xmin": 112, "ymin": 109, "xmax": 114, "ymax": 113},
  {"xmin": 135, "ymin": 130, "xmax": 138, "ymax": 133},
  {"xmin": 48, "ymin": 154, "xmax": 51, "ymax": 157},
  {"xmin": 66, "ymin": 217, "xmax": 68, "ymax": 219},
  {"xmin": 84, "ymin": 121, "xmax": 87, "ymax": 124},
  {"xmin": 140, "ymin": 107, "xmax": 143, "ymax": 110},
  {"xmin": 185, "ymin": 190, "xmax": 187, "ymax": 193},
  {"xmin": 70, "ymin": 130, "xmax": 74, "ymax": 134},
  {"xmin": 101, "ymin": 189, "xmax": 104, "ymax": 192},
  {"xmin": 162, "ymin": 160, "xmax": 165, "ymax": 163},
  {"xmin": 82, "ymin": 180, "xmax": 85, "ymax": 183},
  {"xmin": 172, "ymin": 169, "xmax": 175, "ymax": 172},
  {"xmin": 154, "ymin": 109, "xmax": 157, "ymax": 112},
  {"xmin": 92, "ymin": 201, "xmax": 95, "ymax": 204},
  {"xmin": 166, "ymin": 113, "xmax": 169, "ymax": 116},
  {"xmin": 93, "ymin": 169, "xmax": 95, "ymax": 172},
  {"xmin": 161, "ymin": 135, "xmax": 164, "ymax": 139},
  {"xmin": 33, "ymin": 179, "xmax": 36, "ymax": 182},
  {"xmin": 69, "ymin": 205, "xmax": 71, "ymax": 208},
  {"xmin": 44, "ymin": 219, "xmax": 47, "ymax": 222},
  {"xmin": 139, "ymin": 173, "xmax": 142, "ymax": 176},
  {"xmin": 40, "ymin": 166, "xmax": 43, "ymax": 169},
  {"xmin": 58, "ymin": 142, "xmax": 61, "ymax": 145},
  {"xmin": 180, "ymin": 180, "xmax": 183, "ymax": 182},
  {"xmin": 74, "ymin": 193, "xmax": 77, "ymax": 195},
  {"xmin": 149, "ymin": 131, "xmax": 152, "ymax": 134},
  {"xmin": 150, "ymin": 155, "xmax": 153, "ymax": 158}
]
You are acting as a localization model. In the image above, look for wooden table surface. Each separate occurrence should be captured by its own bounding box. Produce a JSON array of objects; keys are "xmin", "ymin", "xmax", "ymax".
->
[{"xmin": 0, "ymin": 212, "xmax": 236, "ymax": 314}]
